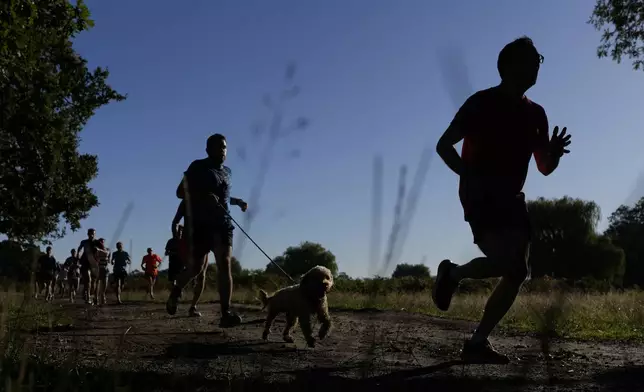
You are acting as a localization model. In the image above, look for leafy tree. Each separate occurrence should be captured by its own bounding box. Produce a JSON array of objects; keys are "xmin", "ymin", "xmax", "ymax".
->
[
  {"xmin": 230, "ymin": 256, "xmax": 242, "ymax": 276},
  {"xmin": 0, "ymin": 240, "xmax": 42, "ymax": 282},
  {"xmin": 528, "ymin": 196, "xmax": 624, "ymax": 283},
  {"xmin": 337, "ymin": 272, "xmax": 351, "ymax": 280},
  {"xmin": 604, "ymin": 197, "xmax": 644, "ymax": 286},
  {"xmin": 391, "ymin": 263, "xmax": 430, "ymax": 278},
  {"xmin": 589, "ymin": 0, "xmax": 644, "ymax": 70},
  {"xmin": 0, "ymin": 0, "xmax": 126, "ymax": 244},
  {"xmin": 266, "ymin": 241, "xmax": 338, "ymax": 278}
]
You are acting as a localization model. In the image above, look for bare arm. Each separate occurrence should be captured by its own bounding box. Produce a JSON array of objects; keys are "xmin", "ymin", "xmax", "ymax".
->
[
  {"xmin": 533, "ymin": 106, "xmax": 559, "ymax": 176},
  {"xmin": 436, "ymin": 93, "xmax": 480, "ymax": 176},
  {"xmin": 176, "ymin": 176, "xmax": 185, "ymax": 199},
  {"xmin": 436, "ymin": 123, "xmax": 467, "ymax": 176}
]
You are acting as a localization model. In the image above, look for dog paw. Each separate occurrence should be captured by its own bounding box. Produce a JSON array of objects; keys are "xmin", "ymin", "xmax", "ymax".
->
[
  {"xmin": 306, "ymin": 337, "xmax": 316, "ymax": 348},
  {"xmin": 283, "ymin": 335, "xmax": 294, "ymax": 343}
]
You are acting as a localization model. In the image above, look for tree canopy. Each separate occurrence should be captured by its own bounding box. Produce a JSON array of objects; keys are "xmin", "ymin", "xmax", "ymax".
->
[
  {"xmin": 528, "ymin": 196, "xmax": 624, "ymax": 284},
  {"xmin": 604, "ymin": 197, "xmax": 644, "ymax": 286},
  {"xmin": 266, "ymin": 241, "xmax": 338, "ymax": 278},
  {"xmin": 0, "ymin": 0, "xmax": 126, "ymax": 244},
  {"xmin": 391, "ymin": 263, "xmax": 430, "ymax": 278},
  {"xmin": 589, "ymin": 0, "xmax": 644, "ymax": 70}
]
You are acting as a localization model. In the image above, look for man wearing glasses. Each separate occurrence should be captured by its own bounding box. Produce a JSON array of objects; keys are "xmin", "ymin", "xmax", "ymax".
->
[{"xmin": 433, "ymin": 36, "xmax": 572, "ymax": 364}]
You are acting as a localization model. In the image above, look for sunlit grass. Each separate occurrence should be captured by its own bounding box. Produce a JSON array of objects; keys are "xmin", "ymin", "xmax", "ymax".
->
[{"xmin": 134, "ymin": 286, "xmax": 644, "ymax": 341}]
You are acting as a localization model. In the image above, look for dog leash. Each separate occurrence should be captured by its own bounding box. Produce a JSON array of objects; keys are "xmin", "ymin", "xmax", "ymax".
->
[
  {"xmin": 216, "ymin": 200, "xmax": 296, "ymax": 284},
  {"xmin": 181, "ymin": 184, "xmax": 295, "ymax": 284}
]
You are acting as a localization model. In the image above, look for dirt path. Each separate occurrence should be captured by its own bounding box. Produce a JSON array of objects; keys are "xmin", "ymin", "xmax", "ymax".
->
[{"xmin": 24, "ymin": 300, "xmax": 644, "ymax": 391}]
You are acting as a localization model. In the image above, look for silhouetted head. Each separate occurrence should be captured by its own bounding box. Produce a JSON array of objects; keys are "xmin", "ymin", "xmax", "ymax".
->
[
  {"xmin": 87, "ymin": 228, "xmax": 95, "ymax": 240},
  {"xmin": 497, "ymin": 36, "xmax": 543, "ymax": 93},
  {"xmin": 70, "ymin": 249, "xmax": 76, "ymax": 256},
  {"xmin": 116, "ymin": 241, "xmax": 123, "ymax": 251},
  {"xmin": 98, "ymin": 238, "xmax": 106, "ymax": 248},
  {"xmin": 206, "ymin": 134, "xmax": 227, "ymax": 164},
  {"xmin": 147, "ymin": 247, "xmax": 153, "ymax": 255},
  {"xmin": 46, "ymin": 246, "xmax": 52, "ymax": 255}
]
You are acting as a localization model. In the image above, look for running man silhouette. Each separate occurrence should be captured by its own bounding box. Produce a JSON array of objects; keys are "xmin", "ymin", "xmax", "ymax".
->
[
  {"xmin": 111, "ymin": 241, "xmax": 131, "ymax": 304},
  {"xmin": 166, "ymin": 133, "xmax": 248, "ymax": 327},
  {"xmin": 433, "ymin": 36, "xmax": 571, "ymax": 364},
  {"xmin": 142, "ymin": 248, "xmax": 162, "ymax": 299},
  {"xmin": 77, "ymin": 228, "xmax": 100, "ymax": 305}
]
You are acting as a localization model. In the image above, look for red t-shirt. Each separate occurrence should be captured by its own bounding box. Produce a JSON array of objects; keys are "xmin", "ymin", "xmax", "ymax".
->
[
  {"xmin": 450, "ymin": 87, "xmax": 549, "ymax": 217},
  {"xmin": 142, "ymin": 254, "xmax": 162, "ymax": 274}
]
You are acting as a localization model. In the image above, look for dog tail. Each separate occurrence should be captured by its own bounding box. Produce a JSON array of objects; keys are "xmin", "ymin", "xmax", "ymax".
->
[{"xmin": 258, "ymin": 289, "xmax": 270, "ymax": 310}]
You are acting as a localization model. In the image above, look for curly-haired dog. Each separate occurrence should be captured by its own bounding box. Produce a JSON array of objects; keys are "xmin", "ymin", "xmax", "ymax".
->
[{"xmin": 259, "ymin": 265, "xmax": 333, "ymax": 348}]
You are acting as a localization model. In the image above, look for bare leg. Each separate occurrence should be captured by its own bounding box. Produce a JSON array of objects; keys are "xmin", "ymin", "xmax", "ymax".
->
[
  {"xmin": 116, "ymin": 277, "xmax": 123, "ymax": 303},
  {"xmin": 214, "ymin": 244, "xmax": 233, "ymax": 314},
  {"xmin": 166, "ymin": 244, "xmax": 208, "ymax": 316},
  {"xmin": 435, "ymin": 229, "xmax": 530, "ymax": 364},
  {"xmin": 188, "ymin": 260, "xmax": 208, "ymax": 317},
  {"xmin": 149, "ymin": 276, "xmax": 156, "ymax": 299}
]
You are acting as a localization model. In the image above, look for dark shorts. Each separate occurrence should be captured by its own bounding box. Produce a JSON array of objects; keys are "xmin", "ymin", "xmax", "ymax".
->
[
  {"xmin": 464, "ymin": 192, "xmax": 531, "ymax": 245},
  {"xmin": 113, "ymin": 269, "xmax": 127, "ymax": 281},
  {"xmin": 189, "ymin": 225, "xmax": 234, "ymax": 252},
  {"xmin": 38, "ymin": 271, "xmax": 55, "ymax": 283}
]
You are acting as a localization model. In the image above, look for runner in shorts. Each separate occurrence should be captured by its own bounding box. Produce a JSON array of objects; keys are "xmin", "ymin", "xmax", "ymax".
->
[
  {"xmin": 64, "ymin": 249, "xmax": 81, "ymax": 303},
  {"xmin": 111, "ymin": 241, "xmax": 131, "ymax": 304},
  {"xmin": 57, "ymin": 261, "xmax": 68, "ymax": 297},
  {"xmin": 77, "ymin": 228, "xmax": 100, "ymax": 305},
  {"xmin": 141, "ymin": 248, "xmax": 162, "ymax": 299},
  {"xmin": 35, "ymin": 246, "xmax": 57, "ymax": 302},
  {"xmin": 166, "ymin": 203, "xmax": 185, "ymax": 288},
  {"xmin": 95, "ymin": 238, "xmax": 110, "ymax": 305},
  {"xmin": 433, "ymin": 36, "xmax": 571, "ymax": 364},
  {"xmin": 166, "ymin": 133, "xmax": 248, "ymax": 325}
]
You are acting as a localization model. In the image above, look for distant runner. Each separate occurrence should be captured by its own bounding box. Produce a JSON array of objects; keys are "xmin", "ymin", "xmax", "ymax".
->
[
  {"xmin": 433, "ymin": 36, "xmax": 571, "ymax": 364},
  {"xmin": 95, "ymin": 238, "xmax": 110, "ymax": 305},
  {"xmin": 64, "ymin": 249, "xmax": 81, "ymax": 303},
  {"xmin": 77, "ymin": 228, "xmax": 100, "ymax": 305},
  {"xmin": 35, "ymin": 246, "xmax": 58, "ymax": 302},
  {"xmin": 141, "ymin": 248, "xmax": 162, "ymax": 299},
  {"xmin": 166, "ymin": 202, "xmax": 186, "ymax": 288},
  {"xmin": 111, "ymin": 241, "xmax": 131, "ymax": 304},
  {"xmin": 57, "ymin": 261, "xmax": 68, "ymax": 297},
  {"xmin": 166, "ymin": 133, "xmax": 248, "ymax": 326}
]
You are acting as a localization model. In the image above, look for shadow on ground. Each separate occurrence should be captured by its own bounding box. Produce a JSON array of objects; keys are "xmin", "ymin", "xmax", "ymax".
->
[
  {"xmin": 593, "ymin": 365, "xmax": 644, "ymax": 391},
  {"xmin": 160, "ymin": 341, "xmax": 297, "ymax": 359},
  {"xmin": 4, "ymin": 356, "xmax": 643, "ymax": 392}
]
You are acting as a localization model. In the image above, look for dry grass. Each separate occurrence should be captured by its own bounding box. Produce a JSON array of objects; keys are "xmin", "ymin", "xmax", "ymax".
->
[
  {"xmin": 1, "ymin": 287, "xmax": 643, "ymax": 390},
  {"xmin": 148, "ymin": 287, "xmax": 644, "ymax": 341}
]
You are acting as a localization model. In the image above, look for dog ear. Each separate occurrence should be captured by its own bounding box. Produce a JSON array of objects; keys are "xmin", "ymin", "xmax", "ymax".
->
[{"xmin": 300, "ymin": 271, "xmax": 313, "ymax": 289}]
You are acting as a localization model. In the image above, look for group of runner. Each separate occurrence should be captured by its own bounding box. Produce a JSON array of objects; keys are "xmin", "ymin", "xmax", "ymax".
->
[
  {"xmin": 34, "ymin": 228, "xmax": 171, "ymax": 305},
  {"xmin": 34, "ymin": 36, "xmax": 571, "ymax": 364}
]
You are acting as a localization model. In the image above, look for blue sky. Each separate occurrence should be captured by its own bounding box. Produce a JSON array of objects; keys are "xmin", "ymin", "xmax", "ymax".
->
[{"xmin": 49, "ymin": 0, "xmax": 644, "ymax": 278}]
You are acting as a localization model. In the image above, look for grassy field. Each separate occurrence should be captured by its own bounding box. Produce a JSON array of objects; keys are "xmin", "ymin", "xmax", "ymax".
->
[
  {"xmin": 0, "ymin": 286, "xmax": 642, "ymax": 391},
  {"xmin": 120, "ymin": 286, "xmax": 644, "ymax": 341}
]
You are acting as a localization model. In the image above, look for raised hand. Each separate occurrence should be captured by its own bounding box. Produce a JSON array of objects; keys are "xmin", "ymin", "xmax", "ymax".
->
[
  {"xmin": 549, "ymin": 126, "xmax": 571, "ymax": 157},
  {"xmin": 238, "ymin": 200, "xmax": 248, "ymax": 212}
]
